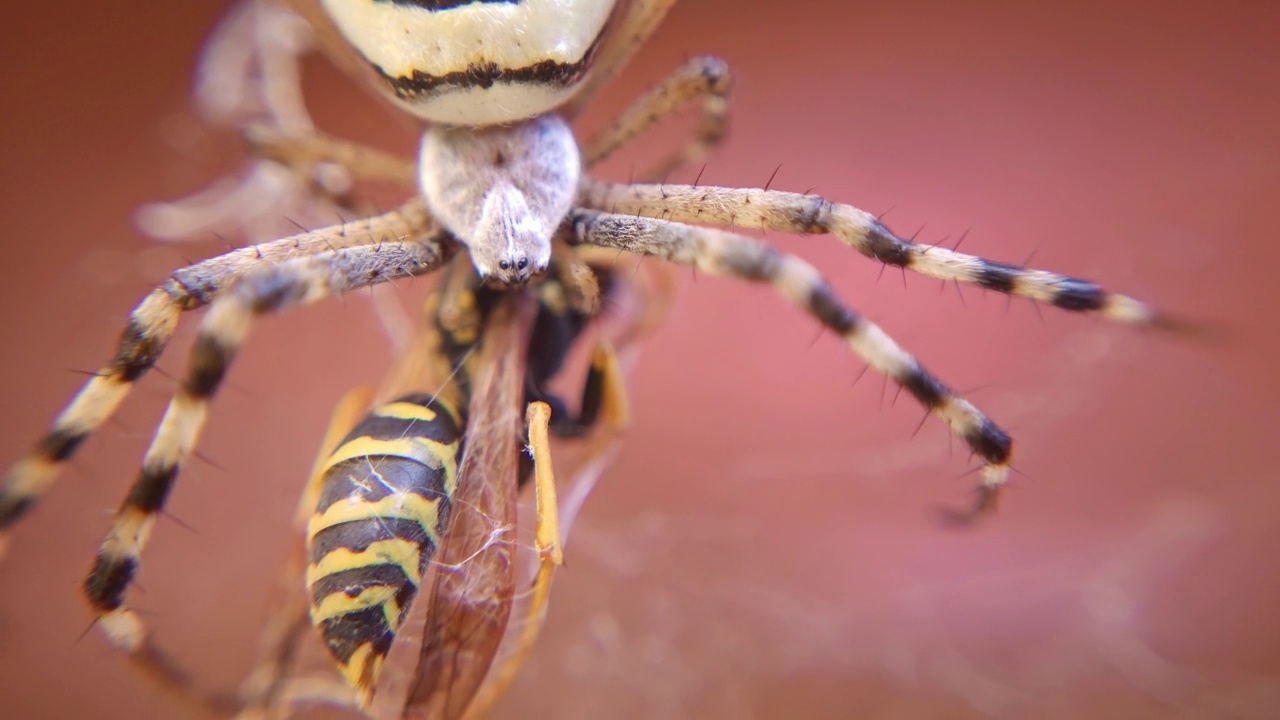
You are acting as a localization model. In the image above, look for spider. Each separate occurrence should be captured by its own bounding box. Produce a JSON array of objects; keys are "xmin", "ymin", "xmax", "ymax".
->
[{"xmin": 0, "ymin": 0, "xmax": 1176, "ymax": 716}]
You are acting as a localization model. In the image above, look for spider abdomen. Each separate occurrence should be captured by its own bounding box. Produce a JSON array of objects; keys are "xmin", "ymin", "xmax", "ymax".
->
[
  {"xmin": 305, "ymin": 393, "xmax": 463, "ymax": 705},
  {"xmin": 319, "ymin": 0, "xmax": 617, "ymax": 124}
]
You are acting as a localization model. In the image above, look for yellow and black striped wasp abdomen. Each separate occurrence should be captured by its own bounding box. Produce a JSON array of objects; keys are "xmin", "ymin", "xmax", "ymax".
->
[{"xmin": 305, "ymin": 393, "xmax": 463, "ymax": 699}]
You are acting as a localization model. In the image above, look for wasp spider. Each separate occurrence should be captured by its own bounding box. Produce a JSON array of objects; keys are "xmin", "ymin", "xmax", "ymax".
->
[{"xmin": 0, "ymin": 0, "xmax": 1178, "ymax": 716}]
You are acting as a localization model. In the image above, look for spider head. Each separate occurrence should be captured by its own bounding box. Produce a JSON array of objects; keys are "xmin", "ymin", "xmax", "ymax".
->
[{"xmin": 468, "ymin": 184, "xmax": 551, "ymax": 286}]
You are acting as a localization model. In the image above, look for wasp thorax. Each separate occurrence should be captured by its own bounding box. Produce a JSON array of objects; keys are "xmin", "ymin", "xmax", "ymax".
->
[{"xmin": 420, "ymin": 115, "xmax": 580, "ymax": 286}]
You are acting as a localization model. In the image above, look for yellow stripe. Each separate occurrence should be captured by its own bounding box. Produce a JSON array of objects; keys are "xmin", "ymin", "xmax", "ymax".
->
[
  {"xmin": 8, "ymin": 456, "xmax": 58, "ymax": 496},
  {"xmin": 321, "ymin": 436, "xmax": 458, "ymax": 474},
  {"xmin": 372, "ymin": 401, "xmax": 438, "ymax": 423},
  {"xmin": 311, "ymin": 584, "xmax": 403, "ymax": 630},
  {"xmin": 57, "ymin": 375, "xmax": 129, "ymax": 434},
  {"xmin": 306, "ymin": 538, "xmax": 424, "ymax": 587},
  {"xmin": 338, "ymin": 642, "xmax": 382, "ymax": 702},
  {"xmin": 307, "ymin": 492, "xmax": 445, "ymax": 548}
]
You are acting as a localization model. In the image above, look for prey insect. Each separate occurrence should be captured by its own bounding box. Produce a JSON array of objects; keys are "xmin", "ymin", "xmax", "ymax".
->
[
  {"xmin": 235, "ymin": 251, "xmax": 638, "ymax": 718},
  {"xmin": 1, "ymin": 0, "xmax": 1178, "ymax": 716}
]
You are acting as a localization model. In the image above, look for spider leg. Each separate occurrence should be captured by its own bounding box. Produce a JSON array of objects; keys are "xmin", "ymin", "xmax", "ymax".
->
[
  {"xmin": 560, "ymin": 0, "xmax": 682, "ymax": 120},
  {"xmin": 236, "ymin": 385, "xmax": 375, "ymax": 719},
  {"xmin": 136, "ymin": 0, "xmax": 330, "ymax": 243},
  {"xmin": 581, "ymin": 181, "xmax": 1170, "ymax": 327},
  {"xmin": 82, "ymin": 239, "xmax": 451, "ymax": 696},
  {"xmin": 581, "ymin": 55, "xmax": 732, "ymax": 180},
  {"xmin": 0, "ymin": 201, "xmax": 434, "ymax": 554},
  {"xmin": 244, "ymin": 123, "xmax": 417, "ymax": 188},
  {"xmin": 571, "ymin": 209, "xmax": 1012, "ymax": 518}
]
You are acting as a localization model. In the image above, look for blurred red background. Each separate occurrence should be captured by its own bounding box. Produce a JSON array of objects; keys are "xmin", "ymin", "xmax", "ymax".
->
[{"xmin": 1, "ymin": 1, "xmax": 1277, "ymax": 718}]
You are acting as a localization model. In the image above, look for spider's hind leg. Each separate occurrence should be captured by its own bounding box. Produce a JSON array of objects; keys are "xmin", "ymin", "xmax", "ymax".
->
[{"xmin": 581, "ymin": 54, "xmax": 732, "ymax": 181}]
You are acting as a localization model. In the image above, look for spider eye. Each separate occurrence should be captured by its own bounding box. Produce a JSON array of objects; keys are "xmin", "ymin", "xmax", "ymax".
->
[
  {"xmin": 498, "ymin": 259, "xmax": 511, "ymax": 271},
  {"xmin": 517, "ymin": 258, "xmax": 528, "ymax": 271}
]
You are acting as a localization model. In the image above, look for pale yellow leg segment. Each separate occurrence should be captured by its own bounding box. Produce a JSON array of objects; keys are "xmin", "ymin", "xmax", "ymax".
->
[
  {"xmin": 528, "ymin": 402, "xmax": 562, "ymax": 567},
  {"xmin": 464, "ymin": 402, "xmax": 562, "ymax": 718},
  {"xmin": 593, "ymin": 342, "xmax": 630, "ymax": 431}
]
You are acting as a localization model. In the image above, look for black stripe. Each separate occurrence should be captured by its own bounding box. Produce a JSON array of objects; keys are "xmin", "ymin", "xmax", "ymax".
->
[
  {"xmin": 342, "ymin": 408, "xmax": 460, "ymax": 449},
  {"xmin": 315, "ymin": 456, "xmax": 450, "ymax": 511},
  {"xmin": 310, "ymin": 518, "xmax": 438, "ymax": 565},
  {"xmin": 375, "ymin": 57, "xmax": 593, "ymax": 99},
  {"xmin": 898, "ymin": 366, "xmax": 947, "ymax": 409},
  {"xmin": 127, "ymin": 464, "xmax": 178, "ymax": 514},
  {"xmin": 38, "ymin": 427, "xmax": 87, "ymax": 462},
  {"xmin": 184, "ymin": 334, "xmax": 233, "ymax": 398},
  {"xmin": 1050, "ymin": 279, "xmax": 1106, "ymax": 312},
  {"xmin": 962, "ymin": 419, "xmax": 1013, "ymax": 465},
  {"xmin": 975, "ymin": 262, "xmax": 1020, "ymax": 294},
  {"xmin": 786, "ymin": 197, "xmax": 828, "ymax": 234},
  {"xmin": 719, "ymin": 243, "xmax": 779, "ymax": 282},
  {"xmin": 113, "ymin": 319, "xmax": 165, "ymax": 382},
  {"xmin": 378, "ymin": 0, "xmax": 520, "ymax": 8},
  {"xmin": 370, "ymin": 23, "xmax": 606, "ymax": 100},
  {"xmin": 318, "ymin": 607, "xmax": 395, "ymax": 665},
  {"xmin": 864, "ymin": 221, "xmax": 913, "ymax": 267},
  {"xmin": 309, "ymin": 564, "xmax": 418, "ymax": 609},
  {"xmin": 0, "ymin": 496, "xmax": 33, "ymax": 527},
  {"xmin": 808, "ymin": 284, "xmax": 860, "ymax": 334},
  {"xmin": 85, "ymin": 553, "xmax": 135, "ymax": 610}
]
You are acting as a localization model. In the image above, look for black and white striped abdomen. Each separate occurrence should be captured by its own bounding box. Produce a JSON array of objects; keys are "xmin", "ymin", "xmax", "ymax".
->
[
  {"xmin": 319, "ymin": 0, "xmax": 618, "ymax": 124},
  {"xmin": 305, "ymin": 393, "xmax": 463, "ymax": 704}
]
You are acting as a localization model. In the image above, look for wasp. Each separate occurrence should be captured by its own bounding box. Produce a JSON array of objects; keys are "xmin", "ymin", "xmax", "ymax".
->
[
  {"xmin": 0, "ymin": 0, "xmax": 1177, "ymax": 716},
  {"xmin": 230, "ymin": 249, "xmax": 649, "ymax": 718}
]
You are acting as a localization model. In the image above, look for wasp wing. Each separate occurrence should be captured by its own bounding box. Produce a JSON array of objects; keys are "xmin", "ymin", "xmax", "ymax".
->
[{"xmin": 377, "ymin": 292, "xmax": 536, "ymax": 720}]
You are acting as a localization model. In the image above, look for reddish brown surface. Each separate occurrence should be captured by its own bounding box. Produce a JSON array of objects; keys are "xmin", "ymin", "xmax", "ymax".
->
[{"xmin": 1, "ymin": 1, "xmax": 1277, "ymax": 718}]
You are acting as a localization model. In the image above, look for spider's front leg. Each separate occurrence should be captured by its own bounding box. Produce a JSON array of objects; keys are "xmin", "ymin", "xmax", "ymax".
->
[
  {"xmin": 83, "ymin": 238, "xmax": 452, "ymax": 697},
  {"xmin": 582, "ymin": 181, "xmax": 1171, "ymax": 328},
  {"xmin": 0, "ymin": 202, "xmax": 433, "ymax": 555},
  {"xmin": 571, "ymin": 209, "xmax": 1011, "ymax": 518}
]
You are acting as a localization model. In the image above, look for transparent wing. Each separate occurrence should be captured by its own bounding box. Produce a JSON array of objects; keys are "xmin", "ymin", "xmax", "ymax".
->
[{"xmin": 370, "ymin": 293, "xmax": 537, "ymax": 720}]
